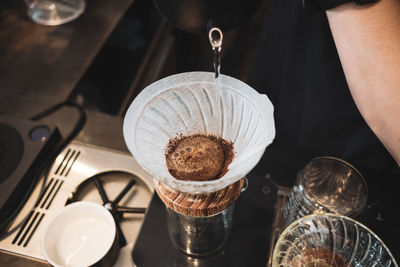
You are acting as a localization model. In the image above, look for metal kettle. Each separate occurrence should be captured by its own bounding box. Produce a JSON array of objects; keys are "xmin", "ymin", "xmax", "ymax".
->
[{"xmin": 152, "ymin": 0, "xmax": 263, "ymax": 34}]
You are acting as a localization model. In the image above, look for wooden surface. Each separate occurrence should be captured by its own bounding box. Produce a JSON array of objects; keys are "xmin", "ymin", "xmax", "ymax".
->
[
  {"xmin": 0, "ymin": 251, "xmax": 49, "ymax": 267},
  {"xmin": 154, "ymin": 178, "xmax": 245, "ymax": 217},
  {"xmin": 0, "ymin": 0, "xmax": 133, "ymax": 118}
]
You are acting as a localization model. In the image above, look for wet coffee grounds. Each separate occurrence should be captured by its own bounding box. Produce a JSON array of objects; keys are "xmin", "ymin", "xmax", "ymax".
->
[{"xmin": 165, "ymin": 134, "xmax": 234, "ymax": 181}]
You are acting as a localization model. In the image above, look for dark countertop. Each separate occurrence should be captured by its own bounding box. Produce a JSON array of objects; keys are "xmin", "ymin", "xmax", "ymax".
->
[
  {"xmin": 0, "ymin": 0, "xmax": 133, "ymax": 118},
  {"xmin": 132, "ymin": 144, "xmax": 400, "ymax": 266}
]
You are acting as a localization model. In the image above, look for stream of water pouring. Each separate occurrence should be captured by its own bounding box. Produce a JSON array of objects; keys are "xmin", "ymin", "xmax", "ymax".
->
[{"xmin": 209, "ymin": 27, "xmax": 224, "ymax": 137}]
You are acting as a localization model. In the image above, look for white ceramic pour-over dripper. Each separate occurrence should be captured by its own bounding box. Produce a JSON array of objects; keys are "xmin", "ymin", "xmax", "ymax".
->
[{"xmin": 123, "ymin": 72, "xmax": 275, "ymax": 193}]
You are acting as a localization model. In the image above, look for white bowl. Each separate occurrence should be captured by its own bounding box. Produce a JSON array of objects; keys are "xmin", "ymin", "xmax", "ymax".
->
[{"xmin": 41, "ymin": 202, "xmax": 116, "ymax": 267}]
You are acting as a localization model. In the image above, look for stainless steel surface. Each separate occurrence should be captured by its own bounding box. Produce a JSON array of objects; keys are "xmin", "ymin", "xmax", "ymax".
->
[
  {"xmin": 36, "ymin": 108, "xmax": 129, "ymax": 153},
  {"xmin": 0, "ymin": 141, "xmax": 154, "ymax": 266},
  {"xmin": 208, "ymin": 27, "xmax": 223, "ymax": 50},
  {"xmin": 165, "ymin": 204, "xmax": 234, "ymax": 256}
]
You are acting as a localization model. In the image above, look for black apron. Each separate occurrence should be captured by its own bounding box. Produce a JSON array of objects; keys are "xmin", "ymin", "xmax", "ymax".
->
[{"xmin": 248, "ymin": 0, "xmax": 400, "ymax": 175}]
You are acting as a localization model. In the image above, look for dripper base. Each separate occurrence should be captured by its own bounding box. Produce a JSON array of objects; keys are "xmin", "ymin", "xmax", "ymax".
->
[{"xmin": 154, "ymin": 178, "xmax": 245, "ymax": 217}]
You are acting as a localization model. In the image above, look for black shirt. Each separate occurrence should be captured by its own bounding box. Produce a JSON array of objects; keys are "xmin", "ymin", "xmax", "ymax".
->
[{"xmin": 249, "ymin": 0, "xmax": 400, "ymax": 175}]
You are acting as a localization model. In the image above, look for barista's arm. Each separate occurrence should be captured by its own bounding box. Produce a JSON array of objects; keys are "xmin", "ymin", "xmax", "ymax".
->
[{"xmin": 326, "ymin": 0, "xmax": 400, "ymax": 165}]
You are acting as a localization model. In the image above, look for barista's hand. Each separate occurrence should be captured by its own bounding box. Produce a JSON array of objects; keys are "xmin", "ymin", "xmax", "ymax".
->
[{"xmin": 326, "ymin": 0, "xmax": 400, "ymax": 165}]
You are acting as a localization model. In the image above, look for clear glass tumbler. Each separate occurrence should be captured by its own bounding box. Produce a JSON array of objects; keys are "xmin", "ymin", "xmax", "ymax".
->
[
  {"xmin": 25, "ymin": 0, "xmax": 85, "ymax": 26},
  {"xmin": 282, "ymin": 156, "xmax": 368, "ymax": 225},
  {"xmin": 165, "ymin": 204, "xmax": 234, "ymax": 256},
  {"xmin": 272, "ymin": 213, "xmax": 398, "ymax": 267}
]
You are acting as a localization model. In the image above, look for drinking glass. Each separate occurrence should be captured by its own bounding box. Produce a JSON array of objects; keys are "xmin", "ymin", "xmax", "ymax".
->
[
  {"xmin": 272, "ymin": 213, "xmax": 398, "ymax": 267},
  {"xmin": 166, "ymin": 204, "xmax": 234, "ymax": 256},
  {"xmin": 25, "ymin": 0, "xmax": 85, "ymax": 26},
  {"xmin": 282, "ymin": 156, "xmax": 368, "ymax": 225}
]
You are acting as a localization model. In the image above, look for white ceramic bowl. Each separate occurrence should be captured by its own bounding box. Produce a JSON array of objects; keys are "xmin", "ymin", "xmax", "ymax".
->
[{"xmin": 41, "ymin": 202, "xmax": 116, "ymax": 267}]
